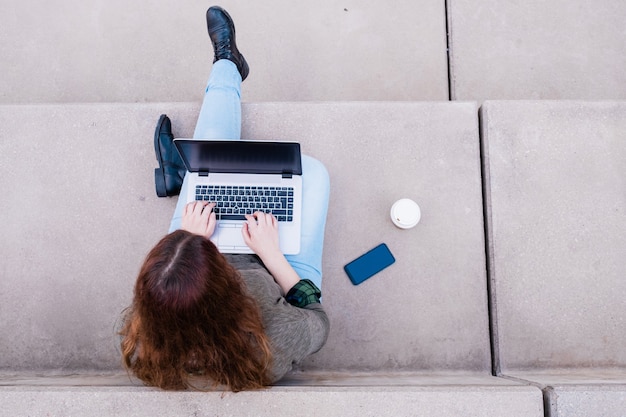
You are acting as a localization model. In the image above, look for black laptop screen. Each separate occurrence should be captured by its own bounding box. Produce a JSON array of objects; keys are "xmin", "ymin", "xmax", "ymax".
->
[{"xmin": 174, "ymin": 140, "xmax": 302, "ymax": 175}]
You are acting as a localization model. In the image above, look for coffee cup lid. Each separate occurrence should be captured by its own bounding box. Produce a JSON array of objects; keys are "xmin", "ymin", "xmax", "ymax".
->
[{"xmin": 391, "ymin": 199, "xmax": 421, "ymax": 229}]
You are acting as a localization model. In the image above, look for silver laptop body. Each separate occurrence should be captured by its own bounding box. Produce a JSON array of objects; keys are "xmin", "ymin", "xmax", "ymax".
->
[{"xmin": 174, "ymin": 139, "xmax": 303, "ymax": 255}]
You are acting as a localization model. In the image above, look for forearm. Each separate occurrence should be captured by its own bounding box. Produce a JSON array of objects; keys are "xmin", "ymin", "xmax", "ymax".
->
[
  {"xmin": 259, "ymin": 251, "xmax": 300, "ymax": 294},
  {"xmin": 241, "ymin": 211, "xmax": 301, "ymax": 293}
]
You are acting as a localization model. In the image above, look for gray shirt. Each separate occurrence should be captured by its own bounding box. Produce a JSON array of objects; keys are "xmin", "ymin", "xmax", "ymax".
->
[{"xmin": 225, "ymin": 254, "xmax": 330, "ymax": 382}]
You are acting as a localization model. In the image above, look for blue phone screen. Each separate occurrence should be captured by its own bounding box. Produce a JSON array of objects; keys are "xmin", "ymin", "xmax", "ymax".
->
[{"xmin": 344, "ymin": 243, "xmax": 395, "ymax": 285}]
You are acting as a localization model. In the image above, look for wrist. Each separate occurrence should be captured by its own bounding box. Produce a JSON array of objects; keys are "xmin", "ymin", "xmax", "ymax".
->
[
  {"xmin": 258, "ymin": 249, "xmax": 285, "ymax": 270},
  {"xmin": 259, "ymin": 252, "xmax": 300, "ymax": 294},
  {"xmin": 256, "ymin": 245, "xmax": 282, "ymax": 264}
]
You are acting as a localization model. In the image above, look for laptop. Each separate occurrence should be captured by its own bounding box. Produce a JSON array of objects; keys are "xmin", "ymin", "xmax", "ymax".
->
[{"xmin": 174, "ymin": 139, "xmax": 303, "ymax": 254}]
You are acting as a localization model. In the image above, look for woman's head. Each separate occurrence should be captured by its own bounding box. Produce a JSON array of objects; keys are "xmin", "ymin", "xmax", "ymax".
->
[{"xmin": 120, "ymin": 230, "xmax": 272, "ymax": 391}]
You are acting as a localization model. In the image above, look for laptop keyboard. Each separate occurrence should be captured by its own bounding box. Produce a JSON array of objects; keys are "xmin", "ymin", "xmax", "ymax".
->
[{"xmin": 195, "ymin": 185, "xmax": 294, "ymax": 222}]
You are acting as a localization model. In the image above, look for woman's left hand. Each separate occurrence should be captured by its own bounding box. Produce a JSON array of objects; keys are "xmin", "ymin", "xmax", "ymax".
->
[
  {"xmin": 242, "ymin": 211, "xmax": 281, "ymax": 260},
  {"xmin": 242, "ymin": 211, "xmax": 300, "ymax": 294},
  {"xmin": 181, "ymin": 201, "xmax": 217, "ymax": 238}
]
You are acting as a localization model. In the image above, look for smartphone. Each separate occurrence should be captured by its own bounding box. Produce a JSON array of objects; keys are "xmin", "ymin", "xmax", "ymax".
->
[{"xmin": 344, "ymin": 243, "xmax": 396, "ymax": 285}]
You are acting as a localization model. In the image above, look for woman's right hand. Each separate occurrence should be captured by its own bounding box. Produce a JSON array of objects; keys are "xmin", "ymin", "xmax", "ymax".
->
[{"xmin": 181, "ymin": 201, "xmax": 217, "ymax": 238}]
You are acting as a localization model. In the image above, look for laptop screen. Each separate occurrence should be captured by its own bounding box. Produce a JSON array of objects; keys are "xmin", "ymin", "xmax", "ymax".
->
[{"xmin": 174, "ymin": 140, "xmax": 302, "ymax": 175}]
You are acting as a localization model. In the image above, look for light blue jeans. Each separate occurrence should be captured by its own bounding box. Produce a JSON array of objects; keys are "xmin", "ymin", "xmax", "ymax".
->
[{"xmin": 169, "ymin": 60, "xmax": 330, "ymax": 289}]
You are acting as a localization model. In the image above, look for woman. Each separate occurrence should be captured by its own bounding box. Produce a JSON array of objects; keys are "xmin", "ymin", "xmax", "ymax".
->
[{"xmin": 120, "ymin": 6, "xmax": 330, "ymax": 391}]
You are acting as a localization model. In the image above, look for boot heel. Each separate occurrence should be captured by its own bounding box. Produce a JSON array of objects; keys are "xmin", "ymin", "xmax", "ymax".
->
[{"xmin": 155, "ymin": 168, "xmax": 167, "ymax": 197}]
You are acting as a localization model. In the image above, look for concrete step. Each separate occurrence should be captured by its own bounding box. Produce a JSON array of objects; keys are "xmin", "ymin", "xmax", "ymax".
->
[
  {"xmin": 0, "ymin": 101, "xmax": 489, "ymax": 374},
  {"xmin": 480, "ymin": 100, "xmax": 626, "ymax": 417},
  {"xmin": 3, "ymin": 100, "xmax": 625, "ymax": 416},
  {"xmin": 546, "ymin": 385, "xmax": 626, "ymax": 417},
  {"xmin": 3, "ymin": 0, "xmax": 624, "ymax": 104},
  {"xmin": 0, "ymin": 373, "xmax": 544, "ymax": 417},
  {"xmin": 505, "ymin": 370, "xmax": 626, "ymax": 417},
  {"xmin": 448, "ymin": 0, "xmax": 626, "ymax": 101},
  {"xmin": 0, "ymin": 0, "xmax": 448, "ymax": 104},
  {"xmin": 481, "ymin": 101, "xmax": 626, "ymax": 372}
]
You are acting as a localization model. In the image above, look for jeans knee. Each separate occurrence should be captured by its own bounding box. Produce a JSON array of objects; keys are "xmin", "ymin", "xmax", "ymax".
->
[{"xmin": 303, "ymin": 155, "xmax": 330, "ymax": 190}]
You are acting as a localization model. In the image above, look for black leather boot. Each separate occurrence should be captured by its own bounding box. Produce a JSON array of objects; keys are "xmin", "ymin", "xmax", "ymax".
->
[
  {"xmin": 206, "ymin": 6, "xmax": 249, "ymax": 81},
  {"xmin": 154, "ymin": 114, "xmax": 187, "ymax": 197}
]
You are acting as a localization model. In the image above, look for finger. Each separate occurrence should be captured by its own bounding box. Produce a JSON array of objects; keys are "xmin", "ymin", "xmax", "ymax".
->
[
  {"xmin": 194, "ymin": 201, "xmax": 208, "ymax": 214},
  {"xmin": 255, "ymin": 211, "xmax": 269, "ymax": 225},
  {"xmin": 202, "ymin": 202, "xmax": 215, "ymax": 216},
  {"xmin": 199, "ymin": 206, "xmax": 211, "ymax": 233},
  {"xmin": 207, "ymin": 210, "xmax": 217, "ymax": 236},
  {"xmin": 245, "ymin": 214, "xmax": 257, "ymax": 227},
  {"xmin": 241, "ymin": 222, "xmax": 251, "ymax": 243},
  {"xmin": 187, "ymin": 201, "xmax": 199, "ymax": 215}
]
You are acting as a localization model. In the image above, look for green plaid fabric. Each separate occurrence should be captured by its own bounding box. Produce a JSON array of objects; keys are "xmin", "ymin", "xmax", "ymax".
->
[{"xmin": 285, "ymin": 279, "xmax": 321, "ymax": 307}]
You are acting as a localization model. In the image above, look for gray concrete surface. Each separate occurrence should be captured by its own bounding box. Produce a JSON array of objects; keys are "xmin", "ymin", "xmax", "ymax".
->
[
  {"xmin": 481, "ymin": 101, "xmax": 626, "ymax": 373},
  {"xmin": 546, "ymin": 385, "xmax": 626, "ymax": 417},
  {"xmin": 448, "ymin": 0, "xmax": 626, "ymax": 102},
  {"xmin": 241, "ymin": 101, "xmax": 490, "ymax": 373},
  {"xmin": 0, "ymin": 101, "xmax": 490, "ymax": 374},
  {"xmin": 481, "ymin": 100, "xmax": 626, "ymax": 417},
  {"xmin": 3, "ymin": 0, "xmax": 626, "ymax": 105},
  {"xmin": 506, "ymin": 371, "xmax": 626, "ymax": 417},
  {"xmin": 0, "ymin": 0, "xmax": 449, "ymax": 103},
  {"xmin": 0, "ymin": 371, "xmax": 522, "ymax": 387},
  {"xmin": 509, "ymin": 370, "xmax": 626, "ymax": 386},
  {"xmin": 3, "ymin": 0, "xmax": 626, "ymax": 413},
  {"xmin": 0, "ymin": 383, "xmax": 544, "ymax": 417}
]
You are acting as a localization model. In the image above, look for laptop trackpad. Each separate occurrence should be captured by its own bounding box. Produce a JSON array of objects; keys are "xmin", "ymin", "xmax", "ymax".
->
[{"xmin": 217, "ymin": 226, "xmax": 245, "ymax": 247}]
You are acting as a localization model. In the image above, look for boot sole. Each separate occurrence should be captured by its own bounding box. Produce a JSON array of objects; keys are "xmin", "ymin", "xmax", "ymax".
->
[{"xmin": 154, "ymin": 114, "xmax": 168, "ymax": 197}]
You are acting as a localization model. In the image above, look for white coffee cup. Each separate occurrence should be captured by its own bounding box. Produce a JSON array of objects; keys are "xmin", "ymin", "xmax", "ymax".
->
[{"xmin": 390, "ymin": 198, "xmax": 421, "ymax": 229}]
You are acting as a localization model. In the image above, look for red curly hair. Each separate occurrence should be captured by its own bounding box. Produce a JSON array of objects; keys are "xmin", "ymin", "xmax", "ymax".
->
[{"xmin": 120, "ymin": 230, "xmax": 272, "ymax": 391}]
